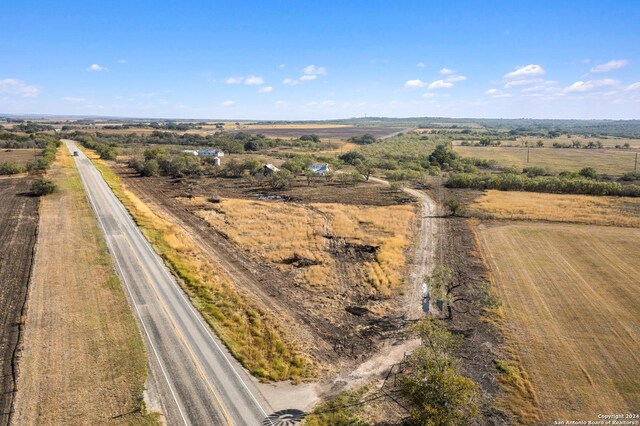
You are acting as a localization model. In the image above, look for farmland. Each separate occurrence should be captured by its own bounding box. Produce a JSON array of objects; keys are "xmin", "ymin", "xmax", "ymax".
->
[
  {"xmin": 0, "ymin": 149, "xmax": 40, "ymax": 167},
  {"xmin": 454, "ymin": 145, "xmax": 638, "ymax": 175},
  {"xmin": 477, "ymin": 222, "xmax": 640, "ymax": 421},
  {"xmin": 0, "ymin": 177, "xmax": 39, "ymax": 425},
  {"xmin": 469, "ymin": 190, "xmax": 640, "ymax": 227},
  {"xmin": 12, "ymin": 150, "xmax": 156, "ymax": 424}
]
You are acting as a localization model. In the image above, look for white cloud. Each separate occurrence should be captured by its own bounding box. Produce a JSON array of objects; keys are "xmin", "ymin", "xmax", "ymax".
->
[
  {"xmin": 222, "ymin": 100, "xmax": 236, "ymax": 107},
  {"xmin": 446, "ymin": 75, "xmax": 466, "ymax": 82},
  {"xmin": 275, "ymin": 100, "xmax": 286, "ymax": 107},
  {"xmin": 583, "ymin": 58, "xmax": 591, "ymax": 64},
  {"xmin": 321, "ymin": 100, "xmax": 335, "ymax": 106},
  {"xmin": 300, "ymin": 75, "xmax": 317, "ymax": 81},
  {"xmin": 258, "ymin": 86, "xmax": 273, "ymax": 93},
  {"xmin": 504, "ymin": 64, "xmax": 545, "ymax": 79},
  {"xmin": 428, "ymin": 80, "xmax": 454, "ymax": 90},
  {"xmin": 307, "ymin": 101, "xmax": 318, "ymax": 106},
  {"xmin": 244, "ymin": 75, "xmax": 264, "ymax": 85},
  {"xmin": 118, "ymin": 59, "xmax": 127, "ymax": 64},
  {"xmin": 590, "ymin": 59, "xmax": 628, "ymax": 73},
  {"xmin": 626, "ymin": 82, "xmax": 640, "ymax": 91},
  {"xmin": 225, "ymin": 77, "xmax": 243, "ymax": 84},
  {"xmin": 417, "ymin": 62, "xmax": 426, "ymax": 68},
  {"xmin": 87, "ymin": 63, "xmax": 107, "ymax": 72},
  {"xmin": 504, "ymin": 78, "xmax": 544, "ymax": 88},
  {"xmin": 279, "ymin": 64, "xmax": 286, "ymax": 69},
  {"xmin": 521, "ymin": 85, "xmax": 561, "ymax": 94},
  {"xmin": 485, "ymin": 88, "xmax": 511, "ymax": 98},
  {"xmin": 0, "ymin": 78, "xmax": 39, "ymax": 97},
  {"xmin": 439, "ymin": 68, "xmax": 454, "ymax": 75},
  {"xmin": 282, "ymin": 78, "xmax": 299, "ymax": 86},
  {"xmin": 564, "ymin": 79, "xmax": 619, "ymax": 93},
  {"xmin": 405, "ymin": 79, "xmax": 427, "ymax": 88},
  {"xmin": 63, "ymin": 96, "xmax": 85, "ymax": 102},
  {"xmin": 302, "ymin": 65, "xmax": 327, "ymax": 75}
]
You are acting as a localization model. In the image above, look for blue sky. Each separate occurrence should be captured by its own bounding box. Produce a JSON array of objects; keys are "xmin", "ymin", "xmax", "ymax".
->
[{"xmin": 1, "ymin": 0, "xmax": 639, "ymax": 120}]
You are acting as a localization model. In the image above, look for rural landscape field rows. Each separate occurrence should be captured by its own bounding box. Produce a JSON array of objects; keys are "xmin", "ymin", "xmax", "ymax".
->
[
  {"xmin": 0, "ymin": 176, "xmax": 38, "ymax": 425},
  {"xmin": 478, "ymin": 222, "xmax": 640, "ymax": 421},
  {"xmin": 2, "ymin": 2, "xmax": 640, "ymax": 424}
]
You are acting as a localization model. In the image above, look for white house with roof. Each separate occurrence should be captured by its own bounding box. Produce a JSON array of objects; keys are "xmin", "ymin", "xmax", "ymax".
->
[
  {"xmin": 308, "ymin": 163, "xmax": 331, "ymax": 176},
  {"xmin": 197, "ymin": 148, "xmax": 224, "ymax": 157}
]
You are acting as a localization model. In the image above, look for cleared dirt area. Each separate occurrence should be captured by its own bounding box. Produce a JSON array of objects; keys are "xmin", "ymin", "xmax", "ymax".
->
[
  {"xmin": 454, "ymin": 145, "xmax": 638, "ymax": 175},
  {"xmin": 13, "ymin": 151, "xmax": 156, "ymax": 424},
  {"xmin": 111, "ymin": 162, "xmax": 420, "ymax": 374},
  {"xmin": 0, "ymin": 177, "xmax": 38, "ymax": 425},
  {"xmin": 0, "ymin": 150, "xmax": 40, "ymax": 167},
  {"xmin": 469, "ymin": 190, "xmax": 640, "ymax": 227},
  {"xmin": 477, "ymin": 222, "xmax": 640, "ymax": 421}
]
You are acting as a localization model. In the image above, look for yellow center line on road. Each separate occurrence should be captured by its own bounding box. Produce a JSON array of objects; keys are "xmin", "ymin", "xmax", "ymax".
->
[
  {"xmin": 72, "ymin": 141, "xmax": 235, "ymax": 426},
  {"xmin": 117, "ymin": 228, "xmax": 235, "ymax": 426}
]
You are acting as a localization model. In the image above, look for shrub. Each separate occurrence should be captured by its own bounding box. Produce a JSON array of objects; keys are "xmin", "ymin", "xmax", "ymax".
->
[
  {"xmin": 0, "ymin": 162, "xmax": 25, "ymax": 175},
  {"xmin": 444, "ymin": 197, "xmax": 464, "ymax": 216},
  {"xmin": 267, "ymin": 169, "xmax": 294, "ymax": 190},
  {"xmin": 31, "ymin": 177, "xmax": 56, "ymax": 196},
  {"xmin": 523, "ymin": 166, "xmax": 547, "ymax": 177},
  {"xmin": 142, "ymin": 159, "xmax": 160, "ymax": 177},
  {"xmin": 579, "ymin": 167, "xmax": 598, "ymax": 179}
]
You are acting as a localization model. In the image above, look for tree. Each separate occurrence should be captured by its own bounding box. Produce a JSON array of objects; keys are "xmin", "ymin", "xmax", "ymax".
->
[
  {"xmin": 399, "ymin": 318, "xmax": 480, "ymax": 426},
  {"xmin": 31, "ymin": 177, "xmax": 56, "ymax": 196},
  {"xmin": 579, "ymin": 167, "xmax": 598, "ymax": 179},
  {"xmin": 142, "ymin": 159, "xmax": 160, "ymax": 177},
  {"xmin": 355, "ymin": 161, "xmax": 374, "ymax": 181},
  {"xmin": 268, "ymin": 169, "xmax": 294, "ymax": 190},
  {"xmin": 339, "ymin": 151, "xmax": 366, "ymax": 165},
  {"xmin": 444, "ymin": 197, "xmax": 464, "ymax": 216},
  {"xmin": 348, "ymin": 134, "xmax": 377, "ymax": 145},
  {"xmin": 428, "ymin": 265, "xmax": 470, "ymax": 320},
  {"xmin": 299, "ymin": 134, "xmax": 321, "ymax": 143},
  {"xmin": 536, "ymin": 140, "xmax": 544, "ymax": 147}
]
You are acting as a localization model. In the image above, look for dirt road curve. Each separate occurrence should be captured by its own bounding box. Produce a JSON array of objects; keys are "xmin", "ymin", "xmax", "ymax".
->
[
  {"xmin": 368, "ymin": 177, "xmax": 438, "ymax": 319},
  {"xmin": 64, "ymin": 141, "xmax": 274, "ymax": 426}
]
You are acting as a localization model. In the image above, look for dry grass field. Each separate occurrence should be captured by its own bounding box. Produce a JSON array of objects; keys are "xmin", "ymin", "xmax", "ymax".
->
[
  {"xmin": 13, "ymin": 150, "xmax": 158, "ymax": 424},
  {"xmin": 0, "ymin": 149, "xmax": 40, "ymax": 166},
  {"xmin": 469, "ymin": 190, "xmax": 640, "ymax": 227},
  {"xmin": 477, "ymin": 222, "xmax": 640, "ymax": 422},
  {"xmin": 514, "ymin": 135, "xmax": 640, "ymax": 149},
  {"xmin": 454, "ymin": 145, "xmax": 638, "ymax": 175},
  {"xmin": 187, "ymin": 198, "xmax": 415, "ymax": 296}
]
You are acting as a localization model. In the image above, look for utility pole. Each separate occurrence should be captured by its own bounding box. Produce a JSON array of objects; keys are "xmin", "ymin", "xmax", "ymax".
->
[
  {"xmin": 635, "ymin": 152, "xmax": 638, "ymax": 171},
  {"xmin": 527, "ymin": 147, "xmax": 530, "ymax": 163}
]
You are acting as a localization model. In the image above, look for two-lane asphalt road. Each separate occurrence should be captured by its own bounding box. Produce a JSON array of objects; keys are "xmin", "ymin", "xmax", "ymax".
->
[{"xmin": 64, "ymin": 140, "xmax": 273, "ymax": 425}]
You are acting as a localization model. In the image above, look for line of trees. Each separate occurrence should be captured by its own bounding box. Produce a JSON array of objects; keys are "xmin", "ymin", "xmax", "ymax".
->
[{"xmin": 446, "ymin": 172, "xmax": 640, "ymax": 197}]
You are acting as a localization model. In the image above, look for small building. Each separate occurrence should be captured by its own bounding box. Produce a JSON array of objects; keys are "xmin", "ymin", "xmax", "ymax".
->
[
  {"xmin": 263, "ymin": 164, "xmax": 280, "ymax": 176},
  {"xmin": 308, "ymin": 163, "xmax": 331, "ymax": 176},
  {"xmin": 197, "ymin": 148, "xmax": 224, "ymax": 157},
  {"xmin": 182, "ymin": 149, "xmax": 199, "ymax": 156}
]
